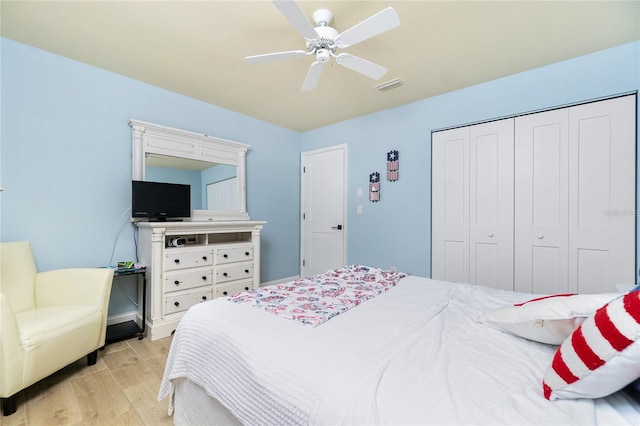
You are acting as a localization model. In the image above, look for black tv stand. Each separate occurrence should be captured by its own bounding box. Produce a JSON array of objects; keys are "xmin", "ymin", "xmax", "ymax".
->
[{"xmin": 106, "ymin": 268, "xmax": 147, "ymax": 344}]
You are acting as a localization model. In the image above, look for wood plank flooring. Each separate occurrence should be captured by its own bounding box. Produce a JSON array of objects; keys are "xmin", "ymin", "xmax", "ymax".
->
[{"xmin": 1, "ymin": 336, "xmax": 174, "ymax": 426}]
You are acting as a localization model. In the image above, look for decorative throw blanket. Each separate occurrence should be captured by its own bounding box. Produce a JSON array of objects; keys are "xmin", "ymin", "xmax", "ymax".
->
[{"xmin": 229, "ymin": 264, "xmax": 408, "ymax": 327}]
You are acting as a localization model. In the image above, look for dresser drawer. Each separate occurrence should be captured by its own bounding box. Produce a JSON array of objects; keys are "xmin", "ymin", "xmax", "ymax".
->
[
  {"xmin": 164, "ymin": 269, "xmax": 212, "ymax": 293},
  {"xmin": 165, "ymin": 289, "xmax": 213, "ymax": 315},
  {"xmin": 216, "ymin": 263, "xmax": 253, "ymax": 283},
  {"xmin": 216, "ymin": 246, "xmax": 253, "ymax": 264},
  {"xmin": 215, "ymin": 280, "xmax": 253, "ymax": 298},
  {"xmin": 165, "ymin": 249, "xmax": 213, "ymax": 271}
]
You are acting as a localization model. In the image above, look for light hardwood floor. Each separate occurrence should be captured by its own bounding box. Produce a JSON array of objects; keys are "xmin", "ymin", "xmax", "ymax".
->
[{"xmin": 1, "ymin": 336, "xmax": 174, "ymax": 426}]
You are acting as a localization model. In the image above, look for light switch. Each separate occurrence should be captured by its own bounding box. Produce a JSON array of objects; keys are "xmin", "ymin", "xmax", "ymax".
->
[
  {"xmin": 357, "ymin": 188, "xmax": 363, "ymax": 198},
  {"xmin": 357, "ymin": 205, "xmax": 363, "ymax": 214}
]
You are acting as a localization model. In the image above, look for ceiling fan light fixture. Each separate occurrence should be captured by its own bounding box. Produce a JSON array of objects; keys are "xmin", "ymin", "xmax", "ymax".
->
[
  {"xmin": 316, "ymin": 48, "xmax": 331, "ymax": 63},
  {"xmin": 246, "ymin": 1, "xmax": 401, "ymax": 91},
  {"xmin": 375, "ymin": 78, "xmax": 405, "ymax": 92}
]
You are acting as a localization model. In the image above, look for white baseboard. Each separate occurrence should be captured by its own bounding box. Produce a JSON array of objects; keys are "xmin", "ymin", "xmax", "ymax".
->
[
  {"xmin": 107, "ymin": 311, "xmax": 141, "ymax": 326},
  {"xmin": 260, "ymin": 275, "xmax": 300, "ymax": 287}
]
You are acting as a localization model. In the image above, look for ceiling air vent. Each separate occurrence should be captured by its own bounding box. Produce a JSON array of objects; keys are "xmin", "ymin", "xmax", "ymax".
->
[{"xmin": 375, "ymin": 78, "xmax": 405, "ymax": 92}]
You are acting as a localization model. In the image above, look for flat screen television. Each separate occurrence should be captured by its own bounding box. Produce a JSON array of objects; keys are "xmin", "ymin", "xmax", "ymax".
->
[{"xmin": 132, "ymin": 180, "xmax": 191, "ymax": 221}]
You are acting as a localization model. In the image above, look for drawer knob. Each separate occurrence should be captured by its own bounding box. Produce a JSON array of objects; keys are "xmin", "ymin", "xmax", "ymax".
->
[
  {"xmin": 202, "ymin": 276, "xmax": 207, "ymax": 281},
  {"xmin": 223, "ymin": 272, "xmax": 228, "ymax": 277},
  {"xmin": 223, "ymin": 254, "xmax": 228, "ymax": 258},
  {"xmin": 245, "ymin": 269, "xmax": 249, "ymax": 274},
  {"xmin": 244, "ymin": 286, "xmax": 249, "ymax": 291},
  {"xmin": 174, "ymin": 301, "xmax": 180, "ymax": 307},
  {"xmin": 202, "ymin": 256, "xmax": 208, "ymax": 261},
  {"xmin": 174, "ymin": 259, "xmax": 180, "ymax": 264},
  {"xmin": 174, "ymin": 280, "xmax": 180, "ymax": 285},
  {"xmin": 245, "ymin": 252, "xmax": 250, "ymax": 256},
  {"xmin": 202, "ymin": 295, "xmax": 207, "ymax": 301},
  {"xmin": 223, "ymin": 291, "xmax": 228, "ymax": 296}
]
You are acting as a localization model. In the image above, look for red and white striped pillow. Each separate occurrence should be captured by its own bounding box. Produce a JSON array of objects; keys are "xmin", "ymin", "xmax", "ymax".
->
[{"xmin": 543, "ymin": 290, "xmax": 640, "ymax": 400}]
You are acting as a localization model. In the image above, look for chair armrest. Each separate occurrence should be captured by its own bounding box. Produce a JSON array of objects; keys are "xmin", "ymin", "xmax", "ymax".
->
[
  {"xmin": 0, "ymin": 293, "xmax": 24, "ymax": 398},
  {"xmin": 35, "ymin": 268, "xmax": 114, "ymax": 308}
]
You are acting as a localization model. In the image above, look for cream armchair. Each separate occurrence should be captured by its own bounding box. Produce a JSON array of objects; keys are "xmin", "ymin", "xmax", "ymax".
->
[{"xmin": 0, "ymin": 241, "xmax": 113, "ymax": 416}]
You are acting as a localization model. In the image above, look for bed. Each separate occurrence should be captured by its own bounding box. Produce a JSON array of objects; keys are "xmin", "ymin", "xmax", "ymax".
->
[{"xmin": 159, "ymin": 265, "xmax": 640, "ymax": 425}]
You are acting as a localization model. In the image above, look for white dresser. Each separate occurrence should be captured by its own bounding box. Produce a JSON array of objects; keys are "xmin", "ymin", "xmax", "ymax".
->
[{"xmin": 136, "ymin": 220, "xmax": 266, "ymax": 340}]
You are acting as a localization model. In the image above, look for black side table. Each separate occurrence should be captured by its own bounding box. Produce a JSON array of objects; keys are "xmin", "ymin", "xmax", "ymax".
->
[{"xmin": 106, "ymin": 268, "xmax": 147, "ymax": 343}]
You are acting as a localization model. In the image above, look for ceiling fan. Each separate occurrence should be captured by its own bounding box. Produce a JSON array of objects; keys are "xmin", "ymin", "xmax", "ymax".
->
[{"xmin": 245, "ymin": 0, "xmax": 400, "ymax": 91}]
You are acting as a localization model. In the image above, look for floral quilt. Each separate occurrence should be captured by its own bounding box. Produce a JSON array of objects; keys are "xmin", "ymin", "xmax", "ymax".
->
[{"xmin": 228, "ymin": 265, "xmax": 408, "ymax": 327}]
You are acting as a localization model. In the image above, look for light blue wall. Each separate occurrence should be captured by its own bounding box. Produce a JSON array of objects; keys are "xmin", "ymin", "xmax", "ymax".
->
[
  {"xmin": 301, "ymin": 41, "xmax": 640, "ymax": 279},
  {"xmin": 2, "ymin": 37, "xmax": 639, "ymax": 314},
  {"xmin": 0, "ymin": 38, "xmax": 301, "ymax": 290}
]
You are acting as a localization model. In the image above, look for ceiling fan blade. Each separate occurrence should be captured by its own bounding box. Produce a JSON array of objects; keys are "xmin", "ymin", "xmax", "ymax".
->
[
  {"xmin": 273, "ymin": 0, "xmax": 318, "ymax": 41},
  {"xmin": 335, "ymin": 53, "xmax": 388, "ymax": 80},
  {"xmin": 335, "ymin": 7, "xmax": 400, "ymax": 48},
  {"xmin": 301, "ymin": 61, "xmax": 324, "ymax": 91},
  {"xmin": 245, "ymin": 50, "xmax": 307, "ymax": 64}
]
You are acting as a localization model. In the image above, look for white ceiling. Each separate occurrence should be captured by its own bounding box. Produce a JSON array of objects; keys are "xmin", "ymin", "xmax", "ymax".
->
[{"xmin": 2, "ymin": 1, "xmax": 639, "ymax": 132}]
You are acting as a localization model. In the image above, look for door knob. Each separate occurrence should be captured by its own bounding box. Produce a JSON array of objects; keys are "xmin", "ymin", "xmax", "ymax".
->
[{"xmin": 331, "ymin": 225, "xmax": 343, "ymax": 230}]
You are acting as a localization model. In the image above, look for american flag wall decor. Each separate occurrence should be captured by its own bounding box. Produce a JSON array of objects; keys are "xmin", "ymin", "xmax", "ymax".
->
[
  {"xmin": 369, "ymin": 172, "xmax": 380, "ymax": 202},
  {"xmin": 387, "ymin": 150, "xmax": 399, "ymax": 181}
]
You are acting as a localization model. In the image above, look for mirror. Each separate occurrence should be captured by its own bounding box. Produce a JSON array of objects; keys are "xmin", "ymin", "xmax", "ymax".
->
[{"xmin": 130, "ymin": 119, "xmax": 250, "ymax": 221}]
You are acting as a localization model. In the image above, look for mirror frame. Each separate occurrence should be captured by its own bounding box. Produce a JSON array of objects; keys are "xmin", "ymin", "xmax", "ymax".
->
[{"xmin": 130, "ymin": 119, "xmax": 250, "ymax": 221}]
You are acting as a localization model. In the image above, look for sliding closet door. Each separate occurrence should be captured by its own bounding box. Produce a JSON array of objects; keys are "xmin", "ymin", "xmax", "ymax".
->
[
  {"xmin": 469, "ymin": 119, "xmax": 514, "ymax": 290},
  {"xmin": 432, "ymin": 127, "xmax": 469, "ymax": 283},
  {"xmin": 514, "ymin": 109, "xmax": 569, "ymax": 294},
  {"xmin": 568, "ymin": 95, "xmax": 636, "ymax": 293}
]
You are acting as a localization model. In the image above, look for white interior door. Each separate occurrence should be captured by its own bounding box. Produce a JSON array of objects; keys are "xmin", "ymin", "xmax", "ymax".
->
[
  {"xmin": 469, "ymin": 119, "xmax": 514, "ymax": 290},
  {"xmin": 301, "ymin": 145, "xmax": 346, "ymax": 277},
  {"xmin": 432, "ymin": 127, "xmax": 470, "ymax": 283},
  {"xmin": 568, "ymin": 95, "xmax": 636, "ymax": 293},
  {"xmin": 515, "ymin": 109, "xmax": 569, "ymax": 294}
]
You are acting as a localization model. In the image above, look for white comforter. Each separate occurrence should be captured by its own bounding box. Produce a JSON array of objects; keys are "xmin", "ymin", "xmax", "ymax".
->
[{"xmin": 159, "ymin": 276, "xmax": 635, "ymax": 425}]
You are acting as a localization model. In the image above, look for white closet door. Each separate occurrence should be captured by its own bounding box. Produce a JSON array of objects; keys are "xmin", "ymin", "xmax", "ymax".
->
[
  {"xmin": 568, "ymin": 95, "xmax": 636, "ymax": 293},
  {"xmin": 514, "ymin": 109, "xmax": 569, "ymax": 294},
  {"xmin": 432, "ymin": 127, "xmax": 469, "ymax": 283},
  {"xmin": 469, "ymin": 119, "xmax": 514, "ymax": 290}
]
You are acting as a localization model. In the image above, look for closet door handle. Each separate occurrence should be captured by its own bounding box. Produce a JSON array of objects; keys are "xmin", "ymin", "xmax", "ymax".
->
[
  {"xmin": 331, "ymin": 225, "xmax": 343, "ymax": 230},
  {"xmin": 488, "ymin": 233, "xmax": 494, "ymax": 238},
  {"xmin": 537, "ymin": 234, "xmax": 544, "ymax": 239}
]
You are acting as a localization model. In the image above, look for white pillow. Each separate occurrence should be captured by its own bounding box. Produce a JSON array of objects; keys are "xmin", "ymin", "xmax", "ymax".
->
[
  {"xmin": 479, "ymin": 293, "xmax": 619, "ymax": 345},
  {"xmin": 543, "ymin": 290, "xmax": 640, "ymax": 400}
]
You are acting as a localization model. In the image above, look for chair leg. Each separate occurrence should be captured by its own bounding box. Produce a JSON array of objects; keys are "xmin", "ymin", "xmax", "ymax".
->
[
  {"xmin": 2, "ymin": 395, "xmax": 17, "ymax": 416},
  {"xmin": 87, "ymin": 349, "xmax": 98, "ymax": 366}
]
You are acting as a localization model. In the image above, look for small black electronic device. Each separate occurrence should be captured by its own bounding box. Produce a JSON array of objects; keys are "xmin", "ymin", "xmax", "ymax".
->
[
  {"xmin": 167, "ymin": 237, "xmax": 187, "ymax": 247},
  {"xmin": 132, "ymin": 180, "xmax": 191, "ymax": 221}
]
